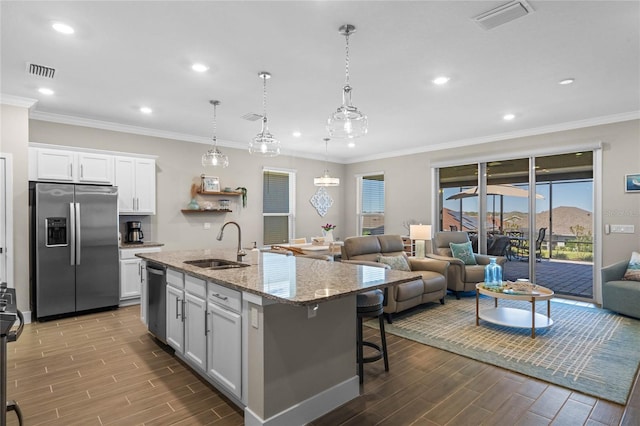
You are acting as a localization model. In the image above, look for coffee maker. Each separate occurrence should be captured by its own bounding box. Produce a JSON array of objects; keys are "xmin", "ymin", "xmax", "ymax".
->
[{"xmin": 126, "ymin": 221, "xmax": 144, "ymax": 244}]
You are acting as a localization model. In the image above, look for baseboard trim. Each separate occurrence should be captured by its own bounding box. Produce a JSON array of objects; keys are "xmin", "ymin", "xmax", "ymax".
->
[{"xmin": 244, "ymin": 376, "xmax": 359, "ymax": 426}]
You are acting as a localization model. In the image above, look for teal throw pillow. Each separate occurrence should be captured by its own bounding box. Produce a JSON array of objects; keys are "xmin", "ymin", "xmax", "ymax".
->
[
  {"xmin": 377, "ymin": 254, "xmax": 411, "ymax": 272},
  {"xmin": 623, "ymin": 251, "xmax": 640, "ymax": 281},
  {"xmin": 449, "ymin": 242, "xmax": 477, "ymax": 265}
]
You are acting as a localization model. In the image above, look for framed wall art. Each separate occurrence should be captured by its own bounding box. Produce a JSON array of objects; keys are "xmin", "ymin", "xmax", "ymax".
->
[
  {"xmin": 201, "ymin": 175, "xmax": 221, "ymax": 193},
  {"xmin": 625, "ymin": 174, "xmax": 640, "ymax": 193}
]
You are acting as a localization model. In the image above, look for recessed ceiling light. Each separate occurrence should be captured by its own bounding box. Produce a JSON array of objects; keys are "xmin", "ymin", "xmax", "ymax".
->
[
  {"xmin": 191, "ymin": 63, "xmax": 209, "ymax": 73},
  {"xmin": 140, "ymin": 107, "xmax": 152, "ymax": 114},
  {"xmin": 52, "ymin": 22, "xmax": 74, "ymax": 34},
  {"xmin": 559, "ymin": 78, "xmax": 575, "ymax": 85},
  {"xmin": 348, "ymin": 142, "xmax": 356, "ymax": 148},
  {"xmin": 432, "ymin": 76, "xmax": 450, "ymax": 85},
  {"xmin": 292, "ymin": 131, "xmax": 302, "ymax": 137},
  {"xmin": 503, "ymin": 113, "xmax": 515, "ymax": 121},
  {"xmin": 38, "ymin": 87, "xmax": 54, "ymax": 95}
]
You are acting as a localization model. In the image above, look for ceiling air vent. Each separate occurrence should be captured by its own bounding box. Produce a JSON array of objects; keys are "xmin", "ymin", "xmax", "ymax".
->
[
  {"xmin": 241, "ymin": 113, "xmax": 263, "ymax": 122},
  {"xmin": 473, "ymin": 0, "xmax": 534, "ymax": 30},
  {"xmin": 26, "ymin": 62, "xmax": 56, "ymax": 78}
]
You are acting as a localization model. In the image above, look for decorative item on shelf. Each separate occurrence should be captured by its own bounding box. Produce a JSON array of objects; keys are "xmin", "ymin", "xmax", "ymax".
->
[
  {"xmin": 187, "ymin": 183, "xmax": 200, "ymax": 210},
  {"xmin": 327, "ymin": 24, "xmax": 368, "ymax": 140},
  {"xmin": 314, "ymin": 137, "xmax": 340, "ymax": 187},
  {"xmin": 219, "ymin": 199, "xmax": 230, "ymax": 210},
  {"xmin": 321, "ymin": 223, "xmax": 336, "ymax": 242},
  {"xmin": 202, "ymin": 201, "xmax": 214, "ymax": 210},
  {"xmin": 249, "ymin": 72, "xmax": 280, "ymax": 157},
  {"xmin": 310, "ymin": 186, "xmax": 333, "ymax": 217},
  {"xmin": 201, "ymin": 174, "xmax": 220, "ymax": 193},
  {"xmin": 235, "ymin": 187, "xmax": 247, "ymax": 207},
  {"xmin": 484, "ymin": 257, "xmax": 503, "ymax": 287},
  {"xmin": 201, "ymin": 100, "xmax": 229, "ymax": 168}
]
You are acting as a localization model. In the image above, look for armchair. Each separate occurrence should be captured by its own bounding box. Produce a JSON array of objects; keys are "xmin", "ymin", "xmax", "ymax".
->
[
  {"xmin": 601, "ymin": 259, "xmax": 640, "ymax": 319},
  {"xmin": 341, "ymin": 234, "xmax": 449, "ymax": 323},
  {"xmin": 427, "ymin": 231, "xmax": 507, "ymax": 299}
]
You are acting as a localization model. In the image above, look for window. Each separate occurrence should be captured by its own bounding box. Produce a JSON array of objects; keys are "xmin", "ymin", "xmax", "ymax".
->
[
  {"xmin": 263, "ymin": 169, "xmax": 295, "ymax": 245},
  {"xmin": 357, "ymin": 173, "xmax": 384, "ymax": 235}
]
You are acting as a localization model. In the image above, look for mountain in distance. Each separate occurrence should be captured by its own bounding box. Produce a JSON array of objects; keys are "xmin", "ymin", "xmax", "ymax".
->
[{"xmin": 503, "ymin": 206, "xmax": 592, "ymax": 236}]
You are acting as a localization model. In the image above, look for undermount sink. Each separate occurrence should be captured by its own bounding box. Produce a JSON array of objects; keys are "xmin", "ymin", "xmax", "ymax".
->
[{"xmin": 183, "ymin": 258, "xmax": 250, "ymax": 270}]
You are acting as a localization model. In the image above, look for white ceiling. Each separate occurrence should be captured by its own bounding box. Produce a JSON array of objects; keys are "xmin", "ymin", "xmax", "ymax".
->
[{"xmin": 1, "ymin": 1, "xmax": 639, "ymax": 163}]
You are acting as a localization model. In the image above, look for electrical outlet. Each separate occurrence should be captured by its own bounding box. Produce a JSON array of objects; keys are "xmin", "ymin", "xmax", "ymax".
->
[{"xmin": 204, "ymin": 222, "xmax": 211, "ymax": 230}]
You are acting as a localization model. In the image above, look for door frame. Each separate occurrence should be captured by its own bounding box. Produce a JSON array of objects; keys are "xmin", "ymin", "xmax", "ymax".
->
[{"xmin": 0, "ymin": 153, "xmax": 14, "ymax": 288}]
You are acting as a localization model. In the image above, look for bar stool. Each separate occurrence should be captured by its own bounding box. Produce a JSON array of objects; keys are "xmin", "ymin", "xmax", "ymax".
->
[{"xmin": 356, "ymin": 289, "xmax": 389, "ymax": 384}]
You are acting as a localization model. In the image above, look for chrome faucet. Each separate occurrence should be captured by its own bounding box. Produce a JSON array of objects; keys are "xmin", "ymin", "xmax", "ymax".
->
[{"xmin": 217, "ymin": 221, "xmax": 247, "ymax": 262}]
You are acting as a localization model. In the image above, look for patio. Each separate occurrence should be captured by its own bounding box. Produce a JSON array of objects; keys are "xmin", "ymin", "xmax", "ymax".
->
[{"xmin": 503, "ymin": 258, "xmax": 593, "ymax": 299}]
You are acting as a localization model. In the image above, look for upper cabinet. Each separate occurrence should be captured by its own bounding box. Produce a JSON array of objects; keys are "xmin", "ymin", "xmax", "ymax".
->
[
  {"xmin": 29, "ymin": 143, "xmax": 157, "ymax": 215},
  {"xmin": 31, "ymin": 148, "xmax": 113, "ymax": 184},
  {"xmin": 115, "ymin": 156, "xmax": 156, "ymax": 215}
]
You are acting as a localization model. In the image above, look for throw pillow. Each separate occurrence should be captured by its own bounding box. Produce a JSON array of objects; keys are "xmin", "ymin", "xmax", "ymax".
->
[
  {"xmin": 449, "ymin": 241, "xmax": 477, "ymax": 265},
  {"xmin": 623, "ymin": 251, "xmax": 640, "ymax": 281},
  {"xmin": 377, "ymin": 254, "xmax": 411, "ymax": 272}
]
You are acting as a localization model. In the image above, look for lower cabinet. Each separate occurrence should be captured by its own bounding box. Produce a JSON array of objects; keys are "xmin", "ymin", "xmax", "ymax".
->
[
  {"xmin": 207, "ymin": 301, "xmax": 242, "ymax": 398},
  {"xmin": 163, "ymin": 270, "xmax": 243, "ymax": 400},
  {"xmin": 120, "ymin": 246, "xmax": 162, "ymax": 303}
]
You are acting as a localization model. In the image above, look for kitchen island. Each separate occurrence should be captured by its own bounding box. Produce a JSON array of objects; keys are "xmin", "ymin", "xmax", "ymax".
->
[{"xmin": 137, "ymin": 249, "xmax": 421, "ymax": 426}]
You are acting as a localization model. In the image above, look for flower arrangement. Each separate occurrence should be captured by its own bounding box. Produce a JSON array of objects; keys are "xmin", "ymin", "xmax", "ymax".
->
[{"xmin": 321, "ymin": 223, "xmax": 336, "ymax": 231}]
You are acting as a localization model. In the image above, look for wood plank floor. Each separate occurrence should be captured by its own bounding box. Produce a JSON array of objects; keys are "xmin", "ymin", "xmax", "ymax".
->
[{"xmin": 4, "ymin": 305, "xmax": 638, "ymax": 425}]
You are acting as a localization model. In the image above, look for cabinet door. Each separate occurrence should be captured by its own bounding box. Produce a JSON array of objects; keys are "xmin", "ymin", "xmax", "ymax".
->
[
  {"xmin": 207, "ymin": 302, "xmax": 242, "ymax": 398},
  {"xmin": 78, "ymin": 153, "xmax": 113, "ymax": 184},
  {"xmin": 134, "ymin": 159, "xmax": 156, "ymax": 214},
  {"xmin": 36, "ymin": 149, "xmax": 75, "ymax": 181},
  {"xmin": 166, "ymin": 285, "xmax": 184, "ymax": 352},
  {"xmin": 184, "ymin": 293, "xmax": 207, "ymax": 371},
  {"xmin": 119, "ymin": 258, "xmax": 142, "ymax": 300},
  {"xmin": 115, "ymin": 157, "xmax": 135, "ymax": 213}
]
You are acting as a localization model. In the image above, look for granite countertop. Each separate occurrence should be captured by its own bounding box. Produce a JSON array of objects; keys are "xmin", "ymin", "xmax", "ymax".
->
[
  {"xmin": 120, "ymin": 242, "xmax": 165, "ymax": 249},
  {"xmin": 136, "ymin": 249, "xmax": 421, "ymax": 306}
]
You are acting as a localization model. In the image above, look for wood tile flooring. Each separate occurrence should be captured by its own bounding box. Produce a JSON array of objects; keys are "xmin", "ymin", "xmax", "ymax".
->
[{"xmin": 4, "ymin": 305, "xmax": 638, "ymax": 425}]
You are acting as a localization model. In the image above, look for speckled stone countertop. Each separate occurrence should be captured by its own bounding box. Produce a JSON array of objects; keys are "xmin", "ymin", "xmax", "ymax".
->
[
  {"xmin": 120, "ymin": 242, "xmax": 165, "ymax": 249},
  {"xmin": 137, "ymin": 249, "xmax": 422, "ymax": 306}
]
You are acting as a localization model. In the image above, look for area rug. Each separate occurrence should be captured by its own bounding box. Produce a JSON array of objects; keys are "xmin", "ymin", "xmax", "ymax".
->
[{"xmin": 366, "ymin": 295, "xmax": 640, "ymax": 404}]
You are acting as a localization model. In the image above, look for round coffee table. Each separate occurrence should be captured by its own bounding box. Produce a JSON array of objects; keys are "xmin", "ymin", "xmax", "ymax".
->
[{"xmin": 475, "ymin": 282, "xmax": 554, "ymax": 338}]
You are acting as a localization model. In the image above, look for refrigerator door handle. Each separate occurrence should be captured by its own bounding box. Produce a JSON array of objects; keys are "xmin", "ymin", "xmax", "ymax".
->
[
  {"xmin": 69, "ymin": 202, "xmax": 76, "ymax": 266},
  {"xmin": 75, "ymin": 202, "xmax": 82, "ymax": 265}
]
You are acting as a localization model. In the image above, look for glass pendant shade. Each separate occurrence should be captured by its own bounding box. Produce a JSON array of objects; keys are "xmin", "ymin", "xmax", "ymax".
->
[
  {"xmin": 314, "ymin": 138, "xmax": 340, "ymax": 187},
  {"xmin": 249, "ymin": 72, "xmax": 280, "ymax": 157},
  {"xmin": 202, "ymin": 100, "xmax": 229, "ymax": 168},
  {"xmin": 326, "ymin": 24, "xmax": 368, "ymax": 139}
]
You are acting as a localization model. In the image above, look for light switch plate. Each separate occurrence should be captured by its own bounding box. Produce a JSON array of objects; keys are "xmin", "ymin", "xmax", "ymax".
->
[{"xmin": 610, "ymin": 224, "xmax": 635, "ymax": 234}]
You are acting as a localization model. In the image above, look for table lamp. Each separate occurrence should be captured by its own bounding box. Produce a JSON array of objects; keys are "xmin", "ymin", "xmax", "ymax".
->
[{"xmin": 410, "ymin": 224, "xmax": 432, "ymax": 258}]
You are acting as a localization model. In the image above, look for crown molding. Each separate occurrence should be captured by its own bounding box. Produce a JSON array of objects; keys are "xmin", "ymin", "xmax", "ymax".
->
[{"xmin": 0, "ymin": 94, "xmax": 38, "ymax": 109}]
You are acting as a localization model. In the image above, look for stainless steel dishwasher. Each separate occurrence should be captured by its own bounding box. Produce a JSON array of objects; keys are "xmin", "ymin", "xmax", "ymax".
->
[{"xmin": 146, "ymin": 262, "xmax": 167, "ymax": 343}]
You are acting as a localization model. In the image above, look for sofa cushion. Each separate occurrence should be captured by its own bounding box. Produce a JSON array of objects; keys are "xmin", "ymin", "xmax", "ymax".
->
[
  {"xmin": 623, "ymin": 251, "xmax": 640, "ymax": 281},
  {"xmin": 377, "ymin": 254, "xmax": 411, "ymax": 271},
  {"xmin": 394, "ymin": 279, "xmax": 425, "ymax": 301},
  {"xmin": 465, "ymin": 265, "xmax": 486, "ymax": 283},
  {"xmin": 449, "ymin": 241, "xmax": 477, "ymax": 265}
]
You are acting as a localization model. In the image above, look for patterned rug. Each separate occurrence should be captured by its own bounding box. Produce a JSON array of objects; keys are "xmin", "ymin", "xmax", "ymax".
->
[{"xmin": 366, "ymin": 295, "xmax": 640, "ymax": 404}]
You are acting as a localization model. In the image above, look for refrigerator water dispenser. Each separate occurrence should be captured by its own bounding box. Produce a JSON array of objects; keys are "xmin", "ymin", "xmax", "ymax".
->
[{"xmin": 45, "ymin": 217, "xmax": 67, "ymax": 247}]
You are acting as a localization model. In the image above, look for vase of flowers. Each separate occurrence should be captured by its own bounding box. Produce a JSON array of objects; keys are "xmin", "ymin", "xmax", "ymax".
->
[{"xmin": 321, "ymin": 223, "xmax": 336, "ymax": 242}]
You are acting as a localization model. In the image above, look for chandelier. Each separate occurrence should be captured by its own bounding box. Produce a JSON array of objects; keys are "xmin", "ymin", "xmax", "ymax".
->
[
  {"xmin": 314, "ymin": 138, "xmax": 340, "ymax": 187},
  {"xmin": 249, "ymin": 72, "xmax": 280, "ymax": 157},
  {"xmin": 201, "ymin": 100, "xmax": 229, "ymax": 168},
  {"xmin": 326, "ymin": 24, "xmax": 368, "ymax": 139}
]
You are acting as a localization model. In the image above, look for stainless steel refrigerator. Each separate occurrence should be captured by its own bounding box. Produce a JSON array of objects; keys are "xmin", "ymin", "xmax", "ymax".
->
[{"xmin": 30, "ymin": 182, "xmax": 119, "ymax": 320}]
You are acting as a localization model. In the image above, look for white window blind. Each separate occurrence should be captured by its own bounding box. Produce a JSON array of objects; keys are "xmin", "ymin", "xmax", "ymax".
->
[
  {"xmin": 263, "ymin": 170, "xmax": 294, "ymax": 245},
  {"xmin": 359, "ymin": 174, "xmax": 384, "ymax": 235}
]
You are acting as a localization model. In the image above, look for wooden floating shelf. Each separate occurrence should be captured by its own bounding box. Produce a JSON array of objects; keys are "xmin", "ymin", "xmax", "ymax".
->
[
  {"xmin": 197, "ymin": 190, "xmax": 242, "ymax": 196},
  {"xmin": 181, "ymin": 209, "xmax": 232, "ymax": 213}
]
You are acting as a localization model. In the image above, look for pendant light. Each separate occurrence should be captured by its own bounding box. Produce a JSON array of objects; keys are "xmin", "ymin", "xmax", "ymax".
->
[
  {"xmin": 327, "ymin": 24, "xmax": 368, "ymax": 139},
  {"xmin": 314, "ymin": 138, "xmax": 340, "ymax": 187},
  {"xmin": 249, "ymin": 71, "xmax": 280, "ymax": 157},
  {"xmin": 201, "ymin": 100, "xmax": 229, "ymax": 168}
]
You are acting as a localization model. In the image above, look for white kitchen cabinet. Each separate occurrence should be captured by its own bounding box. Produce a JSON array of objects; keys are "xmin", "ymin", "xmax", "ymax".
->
[
  {"xmin": 206, "ymin": 282, "xmax": 242, "ymax": 398},
  {"xmin": 31, "ymin": 147, "xmax": 114, "ymax": 184},
  {"xmin": 119, "ymin": 246, "xmax": 161, "ymax": 303},
  {"xmin": 115, "ymin": 156, "xmax": 156, "ymax": 215},
  {"xmin": 184, "ymin": 292, "xmax": 207, "ymax": 371},
  {"xmin": 166, "ymin": 284, "xmax": 185, "ymax": 352}
]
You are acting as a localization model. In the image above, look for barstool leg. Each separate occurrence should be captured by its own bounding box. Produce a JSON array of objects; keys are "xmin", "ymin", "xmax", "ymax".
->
[
  {"xmin": 356, "ymin": 316, "xmax": 364, "ymax": 384},
  {"xmin": 378, "ymin": 315, "xmax": 389, "ymax": 372}
]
